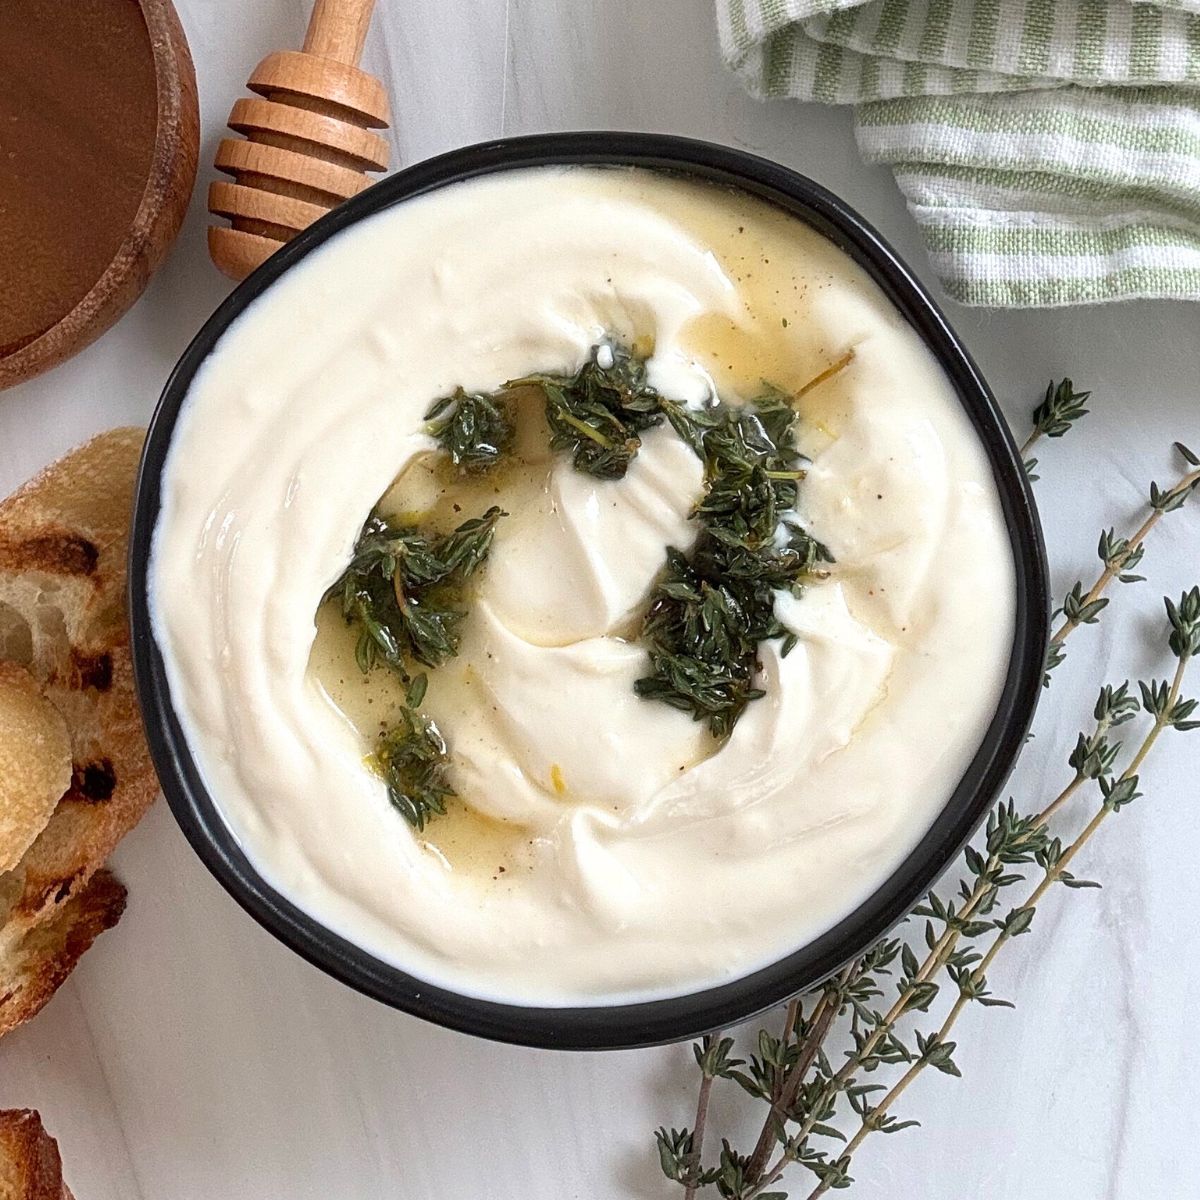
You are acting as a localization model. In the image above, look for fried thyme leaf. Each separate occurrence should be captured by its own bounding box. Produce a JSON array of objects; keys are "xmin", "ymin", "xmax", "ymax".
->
[
  {"xmin": 370, "ymin": 693, "xmax": 455, "ymax": 831},
  {"xmin": 425, "ymin": 387, "xmax": 516, "ymax": 472},
  {"xmin": 637, "ymin": 393, "xmax": 833, "ymax": 738},
  {"xmin": 330, "ymin": 506, "xmax": 505, "ymax": 677},
  {"xmin": 512, "ymin": 343, "xmax": 666, "ymax": 479}
]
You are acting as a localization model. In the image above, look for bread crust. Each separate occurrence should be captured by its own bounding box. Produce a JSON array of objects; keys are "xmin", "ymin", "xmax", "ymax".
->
[
  {"xmin": 0, "ymin": 1108, "xmax": 72, "ymax": 1199},
  {"xmin": 0, "ymin": 869, "xmax": 126, "ymax": 1039}
]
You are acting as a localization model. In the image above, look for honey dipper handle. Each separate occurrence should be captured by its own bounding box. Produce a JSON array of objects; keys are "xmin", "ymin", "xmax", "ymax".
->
[{"xmin": 302, "ymin": 0, "xmax": 378, "ymax": 65}]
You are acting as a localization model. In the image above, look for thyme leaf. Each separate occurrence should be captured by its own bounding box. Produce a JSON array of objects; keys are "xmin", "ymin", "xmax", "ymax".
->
[
  {"xmin": 370, "ymin": 700, "xmax": 454, "ymax": 831},
  {"xmin": 512, "ymin": 342, "xmax": 666, "ymax": 479},
  {"xmin": 330, "ymin": 505, "xmax": 505, "ymax": 678},
  {"xmin": 425, "ymin": 387, "xmax": 516, "ymax": 472}
]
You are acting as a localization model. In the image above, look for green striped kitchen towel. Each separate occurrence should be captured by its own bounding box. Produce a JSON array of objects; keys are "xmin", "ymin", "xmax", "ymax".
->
[{"xmin": 716, "ymin": 0, "xmax": 1200, "ymax": 305}]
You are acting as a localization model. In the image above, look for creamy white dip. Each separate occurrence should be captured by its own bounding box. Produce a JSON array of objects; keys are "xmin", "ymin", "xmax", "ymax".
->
[{"xmin": 151, "ymin": 167, "xmax": 1016, "ymax": 1004}]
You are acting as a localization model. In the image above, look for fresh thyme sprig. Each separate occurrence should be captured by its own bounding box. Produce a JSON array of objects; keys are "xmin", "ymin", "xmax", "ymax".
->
[
  {"xmin": 798, "ymin": 596, "xmax": 1198, "ymax": 1200},
  {"xmin": 1019, "ymin": 378, "xmax": 1090, "ymax": 479},
  {"xmin": 369, "ymin": 673, "xmax": 455, "ymax": 831},
  {"xmin": 511, "ymin": 342, "xmax": 666, "ymax": 479},
  {"xmin": 656, "ymin": 388, "xmax": 1200, "ymax": 1199},
  {"xmin": 637, "ymin": 392, "xmax": 832, "ymax": 738},
  {"xmin": 330, "ymin": 506, "xmax": 505, "ymax": 678},
  {"xmin": 424, "ymin": 387, "xmax": 516, "ymax": 472},
  {"xmin": 1046, "ymin": 440, "xmax": 1199, "ymax": 682}
]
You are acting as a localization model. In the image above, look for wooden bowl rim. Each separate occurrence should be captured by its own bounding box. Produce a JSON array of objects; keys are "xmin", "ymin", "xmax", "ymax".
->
[{"xmin": 0, "ymin": 0, "xmax": 197, "ymax": 387}]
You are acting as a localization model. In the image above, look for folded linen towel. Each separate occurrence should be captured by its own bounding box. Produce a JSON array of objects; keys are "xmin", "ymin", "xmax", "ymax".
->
[{"xmin": 717, "ymin": 0, "xmax": 1200, "ymax": 305}]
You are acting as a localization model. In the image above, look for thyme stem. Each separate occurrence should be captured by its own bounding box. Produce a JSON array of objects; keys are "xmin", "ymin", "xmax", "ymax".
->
[
  {"xmin": 743, "ymin": 971, "xmax": 849, "ymax": 1184},
  {"xmin": 1032, "ymin": 772, "xmax": 1087, "ymax": 828},
  {"xmin": 684, "ymin": 1034, "xmax": 721, "ymax": 1200},
  {"xmin": 557, "ymin": 408, "xmax": 616, "ymax": 448},
  {"xmin": 796, "ymin": 350, "xmax": 855, "ymax": 399},
  {"xmin": 1050, "ymin": 463, "xmax": 1200, "ymax": 649}
]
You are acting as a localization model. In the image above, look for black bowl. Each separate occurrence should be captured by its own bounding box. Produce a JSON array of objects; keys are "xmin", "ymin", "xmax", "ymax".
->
[{"xmin": 129, "ymin": 132, "xmax": 1049, "ymax": 1050}]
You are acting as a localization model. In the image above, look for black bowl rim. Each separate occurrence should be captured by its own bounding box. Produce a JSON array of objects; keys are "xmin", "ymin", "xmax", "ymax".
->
[{"xmin": 129, "ymin": 131, "xmax": 1049, "ymax": 1050}]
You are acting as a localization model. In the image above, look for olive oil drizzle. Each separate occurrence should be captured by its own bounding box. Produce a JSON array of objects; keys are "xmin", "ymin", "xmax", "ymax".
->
[{"xmin": 316, "ymin": 340, "xmax": 851, "ymax": 837}]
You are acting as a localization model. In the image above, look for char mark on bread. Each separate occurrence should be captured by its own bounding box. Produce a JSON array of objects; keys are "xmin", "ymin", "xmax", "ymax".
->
[
  {"xmin": 66, "ymin": 649, "xmax": 112, "ymax": 692},
  {"xmin": 68, "ymin": 759, "xmax": 117, "ymax": 803},
  {"xmin": 0, "ymin": 533, "xmax": 99, "ymax": 578}
]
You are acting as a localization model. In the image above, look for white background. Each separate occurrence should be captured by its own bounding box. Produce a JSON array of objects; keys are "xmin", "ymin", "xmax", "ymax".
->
[{"xmin": 1, "ymin": 1, "xmax": 1198, "ymax": 1197}]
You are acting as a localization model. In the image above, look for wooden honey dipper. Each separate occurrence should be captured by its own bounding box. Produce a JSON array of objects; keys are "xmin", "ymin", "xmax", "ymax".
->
[{"xmin": 208, "ymin": 0, "xmax": 390, "ymax": 281}]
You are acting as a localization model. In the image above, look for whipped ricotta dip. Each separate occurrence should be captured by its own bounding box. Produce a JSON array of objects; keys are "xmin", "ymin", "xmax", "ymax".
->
[{"xmin": 151, "ymin": 166, "xmax": 1016, "ymax": 1004}]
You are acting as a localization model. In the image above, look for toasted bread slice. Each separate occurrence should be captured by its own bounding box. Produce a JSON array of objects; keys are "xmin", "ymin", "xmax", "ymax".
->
[
  {"xmin": 0, "ymin": 868, "xmax": 125, "ymax": 1040},
  {"xmin": 0, "ymin": 427, "xmax": 144, "ymax": 665},
  {"xmin": 0, "ymin": 665, "xmax": 72, "ymax": 874},
  {"xmin": 0, "ymin": 1109, "xmax": 73, "ymax": 1200},
  {"xmin": 0, "ymin": 429, "xmax": 159, "ymax": 927}
]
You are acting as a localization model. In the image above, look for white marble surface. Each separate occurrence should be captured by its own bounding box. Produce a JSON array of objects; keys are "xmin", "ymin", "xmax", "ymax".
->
[{"xmin": 2, "ymin": 1, "xmax": 1199, "ymax": 1197}]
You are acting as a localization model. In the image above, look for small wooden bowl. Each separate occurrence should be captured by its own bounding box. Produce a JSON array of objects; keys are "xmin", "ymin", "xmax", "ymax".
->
[{"xmin": 0, "ymin": 0, "xmax": 199, "ymax": 390}]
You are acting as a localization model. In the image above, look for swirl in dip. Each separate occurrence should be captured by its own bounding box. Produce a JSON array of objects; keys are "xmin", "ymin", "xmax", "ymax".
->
[{"xmin": 150, "ymin": 167, "xmax": 1015, "ymax": 1003}]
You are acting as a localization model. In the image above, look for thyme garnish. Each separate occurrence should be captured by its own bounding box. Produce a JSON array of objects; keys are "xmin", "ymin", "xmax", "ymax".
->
[
  {"xmin": 336, "ymin": 338, "xmax": 849, "ymax": 826},
  {"xmin": 511, "ymin": 342, "xmax": 666, "ymax": 480},
  {"xmin": 655, "ymin": 386, "xmax": 1200, "ymax": 1199},
  {"xmin": 638, "ymin": 391, "xmax": 832, "ymax": 738},
  {"xmin": 369, "ymin": 674, "xmax": 455, "ymax": 831},
  {"xmin": 425, "ymin": 387, "xmax": 516, "ymax": 472},
  {"xmin": 331, "ymin": 508, "xmax": 504, "ymax": 832},
  {"xmin": 330, "ymin": 506, "xmax": 505, "ymax": 678}
]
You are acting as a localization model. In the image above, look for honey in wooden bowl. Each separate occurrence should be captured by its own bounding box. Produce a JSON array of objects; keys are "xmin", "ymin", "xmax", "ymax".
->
[{"xmin": 0, "ymin": 0, "xmax": 198, "ymax": 389}]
